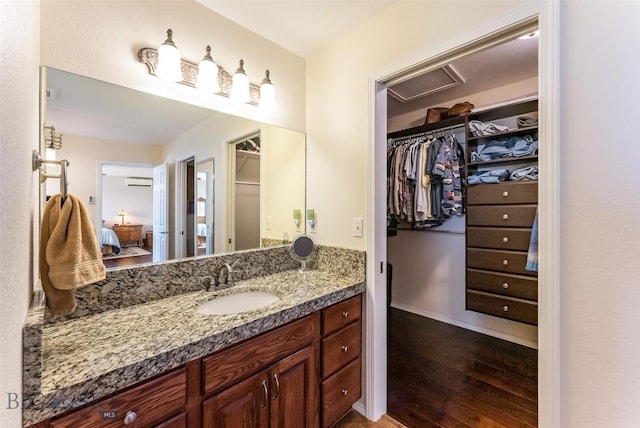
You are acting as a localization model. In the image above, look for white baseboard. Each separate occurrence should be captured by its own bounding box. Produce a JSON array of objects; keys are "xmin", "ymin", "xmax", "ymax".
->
[
  {"xmin": 390, "ymin": 302, "xmax": 538, "ymax": 349},
  {"xmin": 352, "ymin": 400, "xmax": 366, "ymax": 417}
]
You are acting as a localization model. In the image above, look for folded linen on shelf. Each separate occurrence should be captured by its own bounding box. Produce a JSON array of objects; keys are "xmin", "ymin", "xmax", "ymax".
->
[
  {"xmin": 468, "ymin": 169, "xmax": 510, "ymax": 185},
  {"xmin": 468, "ymin": 120, "xmax": 510, "ymax": 137}
]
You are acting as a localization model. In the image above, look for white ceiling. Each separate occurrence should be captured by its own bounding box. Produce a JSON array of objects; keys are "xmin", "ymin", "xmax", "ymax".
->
[{"xmin": 195, "ymin": 0, "xmax": 396, "ymax": 57}]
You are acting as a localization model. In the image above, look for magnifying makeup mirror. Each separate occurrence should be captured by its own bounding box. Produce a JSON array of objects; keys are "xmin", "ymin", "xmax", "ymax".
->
[{"xmin": 290, "ymin": 234, "xmax": 316, "ymax": 272}]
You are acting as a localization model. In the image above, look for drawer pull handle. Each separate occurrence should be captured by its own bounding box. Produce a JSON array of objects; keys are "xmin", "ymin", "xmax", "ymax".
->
[
  {"xmin": 502, "ymin": 191, "xmax": 509, "ymax": 197},
  {"xmin": 342, "ymin": 311, "xmax": 349, "ymax": 318},
  {"xmin": 502, "ymin": 214, "xmax": 509, "ymax": 220},
  {"xmin": 272, "ymin": 373, "xmax": 280, "ymax": 400},
  {"xmin": 503, "ymin": 259, "xmax": 509, "ymax": 266},
  {"xmin": 502, "ymin": 282, "xmax": 510, "ymax": 289},
  {"xmin": 503, "ymin": 305, "xmax": 510, "ymax": 312},
  {"xmin": 341, "ymin": 389, "xmax": 349, "ymax": 396},
  {"xmin": 502, "ymin": 236, "xmax": 509, "ymax": 243},
  {"xmin": 123, "ymin": 411, "xmax": 137, "ymax": 425},
  {"xmin": 261, "ymin": 380, "xmax": 269, "ymax": 408},
  {"xmin": 342, "ymin": 345, "xmax": 349, "ymax": 352}
]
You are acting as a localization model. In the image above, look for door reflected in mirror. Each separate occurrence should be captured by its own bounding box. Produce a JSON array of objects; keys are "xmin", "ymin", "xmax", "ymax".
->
[{"xmin": 42, "ymin": 67, "xmax": 305, "ymax": 269}]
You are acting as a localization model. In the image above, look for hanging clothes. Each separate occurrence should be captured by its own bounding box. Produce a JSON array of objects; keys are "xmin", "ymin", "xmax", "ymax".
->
[{"xmin": 387, "ymin": 132, "xmax": 465, "ymax": 229}]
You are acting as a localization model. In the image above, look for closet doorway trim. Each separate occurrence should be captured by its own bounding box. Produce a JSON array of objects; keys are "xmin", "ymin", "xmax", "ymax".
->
[{"xmin": 365, "ymin": 1, "xmax": 560, "ymax": 426}]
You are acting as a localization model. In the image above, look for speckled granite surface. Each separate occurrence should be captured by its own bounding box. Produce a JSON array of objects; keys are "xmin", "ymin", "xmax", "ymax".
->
[{"xmin": 23, "ymin": 245, "xmax": 365, "ymax": 426}]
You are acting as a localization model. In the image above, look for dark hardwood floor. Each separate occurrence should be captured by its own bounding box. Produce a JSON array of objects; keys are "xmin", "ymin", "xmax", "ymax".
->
[{"xmin": 387, "ymin": 308, "xmax": 538, "ymax": 427}]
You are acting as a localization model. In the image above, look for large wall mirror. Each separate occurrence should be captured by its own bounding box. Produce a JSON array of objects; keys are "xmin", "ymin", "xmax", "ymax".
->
[{"xmin": 41, "ymin": 67, "xmax": 306, "ymax": 268}]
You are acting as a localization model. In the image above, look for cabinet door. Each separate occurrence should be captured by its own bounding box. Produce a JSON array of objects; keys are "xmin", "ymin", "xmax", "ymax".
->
[
  {"xmin": 269, "ymin": 345, "xmax": 319, "ymax": 428},
  {"xmin": 202, "ymin": 370, "xmax": 269, "ymax": 428}
]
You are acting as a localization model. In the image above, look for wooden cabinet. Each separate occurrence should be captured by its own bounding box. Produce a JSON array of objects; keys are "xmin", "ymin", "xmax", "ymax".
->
[
  {"xmin": 201, "ymin": 315, "xmax": 319, "ymax": 428},
  {"xmin": 465, "ymin": 99, "xmax": 539, "ymax": 325},
  {"xmin": 50, "ymin": 368, "xmax": 187, "ymax": 428},
  {"xmin": 320, "ymin": 294, "xmax": 362, "ymax": 428},
  {"xmin": 42, "ymin": 295, "xmax": 363, "ymax": 428},
  {"xmin": 113, "ymin": 224, "xmax": 143, "ymax": 247}
]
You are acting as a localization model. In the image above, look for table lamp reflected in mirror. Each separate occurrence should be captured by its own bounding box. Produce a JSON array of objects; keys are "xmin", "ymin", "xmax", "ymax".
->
[{"xmin": 118, "ymin": 210, "xmax": 128, "ymax": 225}]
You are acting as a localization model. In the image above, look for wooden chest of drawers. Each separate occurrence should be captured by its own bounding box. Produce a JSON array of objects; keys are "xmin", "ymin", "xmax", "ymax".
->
[
  {"xmin": 320, "ymin": 294, "xmax": 362, "ymax": 427},
  {"xmin": 466, "ymin": 182, "xmax": 538, "ymax": 325},
  {"xmin": 113, "ymin": 224, "xmax": 143, "ymax": 247}
]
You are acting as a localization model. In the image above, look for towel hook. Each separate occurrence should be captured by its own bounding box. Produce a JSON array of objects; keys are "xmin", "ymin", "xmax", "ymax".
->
[{"xmin": 32, "ymin": 150, "xmax": 70, "ymax": 202}]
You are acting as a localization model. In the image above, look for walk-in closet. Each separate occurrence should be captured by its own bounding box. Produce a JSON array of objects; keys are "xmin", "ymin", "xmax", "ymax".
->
[{"xmin": 386, "ymin": 29, "xmax": 539, "ymax": 427}]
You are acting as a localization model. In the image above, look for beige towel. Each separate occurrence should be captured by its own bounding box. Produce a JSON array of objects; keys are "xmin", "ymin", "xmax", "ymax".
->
[{"xmin": 40, "ymin": 194, "xmax": 106, "ymax": 315}]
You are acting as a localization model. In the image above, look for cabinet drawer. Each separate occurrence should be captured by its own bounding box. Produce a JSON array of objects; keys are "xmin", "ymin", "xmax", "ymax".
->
[
  {"xmin": 50, "ymin": 369, "xmax": 187, "ymax": 428},
  {"xmin": 202, "ymin": 314, "xmax": 317, "ymax": 395},
  {"xmin": 466, "ymin": 290, "xmax": 537, "ymax": 325},
  {"xmin": 466, "ymin": 269, "xmax": 538, "ymax": 300},
  {"xmin": 467, "ymin": 181, "xmax": 538, "ymax": 205},
  {"xmin": 322, "ymin": 320, "xmax": 361, "ymax": 378},
  {"xmin": 467, "ymin": 248, "xmax": 536, "ymax": 277},
  {"xmin": 467, "ymin": 205, "xmax": 537, "ymax": 228},
  {"xmin": 322, "ymin": 357, "xmax": 361, "ymax": 428},
  {"xmin": 467, "ymin": 227, "xmax": 532, "ymax": 251},
  {"xmin": 322, "ymin": 294, "xmax": 362, "ymax": 336}
]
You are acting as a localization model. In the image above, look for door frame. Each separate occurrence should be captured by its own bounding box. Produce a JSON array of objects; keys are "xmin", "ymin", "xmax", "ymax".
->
[
  {"xmin": 175, "ymin": 154, "xmax": 196, "ymax": 259},
  {"xmin": 365, "ymin": 1, "xmax": 560, "ymax": 426},
  {"xmin": 226, "ymin": 131, "xmax": 261, "ymax": 252}
]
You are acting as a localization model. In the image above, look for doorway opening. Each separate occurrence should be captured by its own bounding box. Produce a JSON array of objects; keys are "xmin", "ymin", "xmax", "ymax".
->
[
  {"xmin": 227, "ymin": 132, "xmax": 261, "ymax": 251},
  {"xmin": 374, "ymin": 20, "xmax": 551, "ymax": 426}
]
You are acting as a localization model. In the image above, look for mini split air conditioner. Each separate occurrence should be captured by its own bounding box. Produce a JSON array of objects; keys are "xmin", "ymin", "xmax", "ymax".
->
[{"xmin": 125, "ymin": 177, "xmax": 153, "ymax": 187}]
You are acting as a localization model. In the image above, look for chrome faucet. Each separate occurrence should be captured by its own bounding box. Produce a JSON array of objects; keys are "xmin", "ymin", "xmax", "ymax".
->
[
  {"xmin": 201, "ymin": 263, "xmax": 234, "ymax": 292},
  {"xmin": 216, "ymin": 263, "xmax": 234, "ymax": 289}
]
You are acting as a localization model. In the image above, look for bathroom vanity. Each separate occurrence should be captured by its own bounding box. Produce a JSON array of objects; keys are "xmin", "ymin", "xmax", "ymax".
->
[{"xmin": 23, "ymin": 245, "xmax": 365, "ymax": 428}]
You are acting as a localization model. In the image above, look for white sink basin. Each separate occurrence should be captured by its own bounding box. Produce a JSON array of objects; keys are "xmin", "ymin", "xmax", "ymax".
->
[{"xmin": 196, "ymin": 291, "xmax": 279, "ymax": 315}]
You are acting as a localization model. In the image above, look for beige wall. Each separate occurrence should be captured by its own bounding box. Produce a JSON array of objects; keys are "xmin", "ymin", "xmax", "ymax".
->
[
  {"xmin": 305, "ymin": 0, "xmax": 640, "ymax": 426},
  {"xmin": 0, "ymin": 1, "xmax": 40, "ymax": 426},
  {"xmin": 261, "ymin": 125, "xmax": 306, "ymax": 242},
  {"xmin": 40, "ymin": 0, "xmax": 306, "ymax": 132}
]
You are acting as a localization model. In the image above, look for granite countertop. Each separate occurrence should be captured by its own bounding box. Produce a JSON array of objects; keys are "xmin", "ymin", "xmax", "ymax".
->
[{"xmin": 24, "ymin": 268, "xmax": 365, "ymax": 425}]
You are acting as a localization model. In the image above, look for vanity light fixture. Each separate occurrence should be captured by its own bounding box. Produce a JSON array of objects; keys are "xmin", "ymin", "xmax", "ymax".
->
[
  {"xmin": 138, "ymin": 32, "xmax": 275, "ymax": 107},
  {"xmin": 230, "ymin": 59, "xmax": 251, "ymax": 103},
  {"xmin": 43, "ymin": 125, "xmax": 62, "ymax": 159},
  {"xmin": 196, "ymin": 45, "xmax": 220, "ymax": 93},
  {"xmin": 118, "ymin": 210, "xmax": 128, "ymax": 225},
  {"xmin": 156, "ymin": 29, "xmax": 183, "ymax": 82},
  {"xmin": 259, "ymin": 70, "xmax": 277, "ymax": 110}
]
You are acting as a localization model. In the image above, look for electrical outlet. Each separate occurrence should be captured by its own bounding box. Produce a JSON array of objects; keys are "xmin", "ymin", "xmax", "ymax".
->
[
  {"xmin": 352, "ymin": 218, "xmax": 363, "ymax": 237},
  {"xmin": 266, "ymin": 216, "xmax": 272, "ymax": 230}
]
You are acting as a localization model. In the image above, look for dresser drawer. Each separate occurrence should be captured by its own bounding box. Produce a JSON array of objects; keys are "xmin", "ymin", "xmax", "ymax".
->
[
  {"xmin": 322, "ymin": 320, "xmax": 361, "ymax": 378},
  {"xmin": 467, "ymin": 181, "xmax": 538, "ymax": 205},
  {"xmin": 466, "ymin": 248, "xmax": 536, "ymax": 276},
  {"xmin": 466, "ymin": 290, "xmax": 537, "ymax": 325},
  {"xmin": 466, "ymin": 227, "xmax": 532, "ymax": 251},
  {"xmin": 50, "ymin": 369, "xmax": 187, "ymax": 428},
  {"xmin": 467, "ymin": 205, "xmax": 537, "ymax": 228},
  {"xmin": 466, "ymin": 269, "xmax": 537, "ymax": 300},
  {"xmin": 322, "ymin": 357, "xmax": 361, "ymax": 428},
  {"xmin": 322, "ymin": 294, "xmax": 362, "ymax": 336},
  {"xmin": 202, "ymin": 314, "xmax": 317, "ymax": 395}
]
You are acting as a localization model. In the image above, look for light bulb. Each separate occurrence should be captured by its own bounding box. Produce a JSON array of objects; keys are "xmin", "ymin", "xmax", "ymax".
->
[
  {"xmin": 196, "ymin": 45, "xmax": 220, "ymax": 93},
  {"xmin": 156, "ymin": 29, "xmax": 183, "ymax": 82},
  {"xmin": 230, "ymin": 59, "xmax": 251, "ymax": 103},
  {"xmin": 259, "ymin": 70, "xmax": 277, "ymax": 110}
]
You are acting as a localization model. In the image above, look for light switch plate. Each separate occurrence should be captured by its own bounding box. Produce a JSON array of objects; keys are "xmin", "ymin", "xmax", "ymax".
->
[
  {"xmin": 266, "ymin": 216, "xmax": 272, "ymax": 230},
  {"xmin": 352, "ymin": 218, "xmax": 363, "ymax": 237}
]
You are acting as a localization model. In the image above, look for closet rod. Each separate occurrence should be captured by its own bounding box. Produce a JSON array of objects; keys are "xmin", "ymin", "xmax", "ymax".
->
[{"xmin": 387, "ymin": 123, "xmax": 465, "ymax": 146}]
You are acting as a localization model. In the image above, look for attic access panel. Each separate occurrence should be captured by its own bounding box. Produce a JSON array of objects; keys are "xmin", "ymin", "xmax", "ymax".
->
[{"xmin": 387, "ymin": 64, "xmax": 465, "ymax": 103}]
